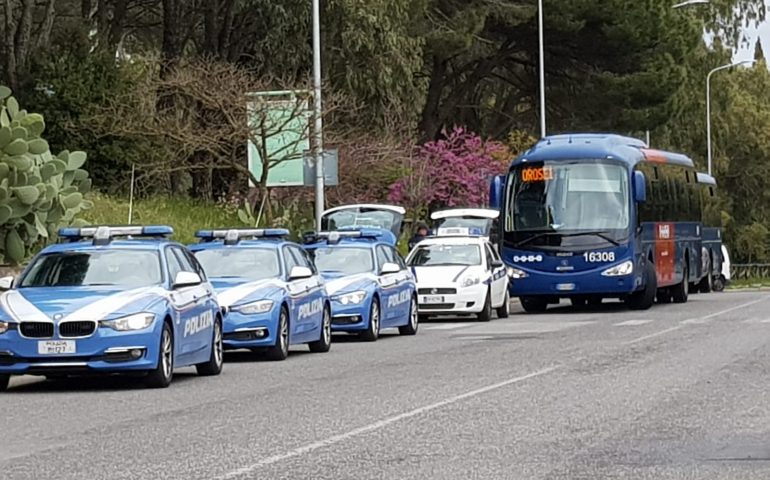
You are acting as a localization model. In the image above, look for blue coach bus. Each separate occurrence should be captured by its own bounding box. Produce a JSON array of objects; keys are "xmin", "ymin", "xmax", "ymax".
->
[
  {"xmin": 489, "ymin": 134, "xmax": 704, "ymax": 312},
  {"xmin": 694, "ymin": 172, "xmax": 723, "ymax": 293}
]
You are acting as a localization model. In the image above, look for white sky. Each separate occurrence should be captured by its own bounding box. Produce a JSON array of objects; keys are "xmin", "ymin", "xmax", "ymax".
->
[{"xmin": 733, "ymin": 1, "xmax": 770, "ymax": 62}]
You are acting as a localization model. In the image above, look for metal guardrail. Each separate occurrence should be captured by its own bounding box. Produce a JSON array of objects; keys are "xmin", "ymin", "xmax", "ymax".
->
[{"xmin": 731, "ymin": 264, "xmax": 770, "ymax": 280}]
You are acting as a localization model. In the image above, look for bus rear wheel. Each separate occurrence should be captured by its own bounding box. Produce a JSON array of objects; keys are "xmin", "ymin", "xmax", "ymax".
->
[
  {"xmin": 697, "ymin": 261, "xmax": 713, "ymax": 293},
  {"xmin": 626, "ymin": 263, "xmax": 656, "ymax": 310},
  {"xmin": 671, "ymin": 264, "xmax": 689, "ymax": 303}
]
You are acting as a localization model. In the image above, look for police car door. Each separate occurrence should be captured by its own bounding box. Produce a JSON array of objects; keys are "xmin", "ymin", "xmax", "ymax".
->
[
  {"xmin": 167, "ymin": 246, "xmax": 212, "ymax": 361},
  {"xmin": 283, "ymin": 246, "xmax": 322, "ymax": 343},
  {"xmin": 484, "ymin": 242, "xmax": 507, "ymax": 306},
  {"xmin": 387, "ymin": 246, "xmax": 413, "ymax": 323},
  {"xmin": 376, "ymin": 245, "xmax": 401, "ymax": 324},
  {"xmin": 295, "ymin": 246, "xmax": 325, "ymax": 338}
]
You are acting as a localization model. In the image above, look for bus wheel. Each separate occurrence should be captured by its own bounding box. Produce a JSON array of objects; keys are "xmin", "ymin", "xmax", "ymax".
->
[
  {"xmin": 671, "ymin": 264, "xmax": 689, "ymax": 303},
  {"xmin": 520, "ymin": 296, "xmax": 548, "ymax": 313},
  {"xmin": 656, "ymin": 289, "xmax": 672, "ymax": 304},
  {"xmin": 626, "ymin": 263, "xmax": 656, "ymax": 310},
  {"xmin": 697, "ymin": 263, "xmax": 713, "ymax": 293},
  {"xmin": 713, "ymin": 275, "xmax": 725, "ymax": 292}
]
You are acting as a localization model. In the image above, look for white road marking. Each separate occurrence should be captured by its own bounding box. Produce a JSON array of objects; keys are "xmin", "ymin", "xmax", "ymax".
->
[
  {"xmin": 761, "ymin": 319, "xmax": 770, "ymax": 324},
  {"xmin": 625, "ymin": 296, "xmax": 770, "ymax": 345},
  {"xmin": 614, "ymin": 320, "xmax": 653, "ymax": 326},
  {"xmin": 623, "ymin": 325, "xmax": 683, "ymax": 345},
  {"xmin": 217, "ymin": 366, "xmax": 560, "ymax": 479},
  {"xmin": 681, "ymin": 318, "xmax": 710, "ymax": 325},
  {"xmin": 424, "ymin": 323, "xmax": 475, "ymax": 331}
]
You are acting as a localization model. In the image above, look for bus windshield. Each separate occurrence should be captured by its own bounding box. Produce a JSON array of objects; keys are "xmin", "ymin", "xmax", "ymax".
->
[{"xmin": 505, "ymin": 161, "xmax": 630, "ymax": 249}]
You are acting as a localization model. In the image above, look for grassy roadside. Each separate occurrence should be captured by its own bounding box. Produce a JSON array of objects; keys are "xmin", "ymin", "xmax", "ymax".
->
[
  {"xmin": 81, "ymin": 194, "xmax": 241, "ymax": 245},
  {"xmin": 726, "ymin": 278, "xmax": 770, "ymax": 290}
]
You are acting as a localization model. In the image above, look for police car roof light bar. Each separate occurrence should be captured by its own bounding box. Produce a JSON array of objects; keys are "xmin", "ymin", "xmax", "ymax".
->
[
  {"xmin": 58, "ymin": 225, "xmax": 175, "ymax": 245},
  {"xmin": 308, "ymin": 229, "xmax": 384, "ymax": 245},
  {"xmin": 435, "ymin": 227, "xmax": 483, "ymax": 237},
  {"xmin": 194, "ymin": 228, "xmax": 290, "ymax": 245}
]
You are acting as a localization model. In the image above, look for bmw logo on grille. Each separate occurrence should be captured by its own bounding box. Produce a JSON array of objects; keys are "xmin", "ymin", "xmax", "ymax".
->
[{"xmin": 53, "ymin": 313, "xmax": 63, "ymax": 321}]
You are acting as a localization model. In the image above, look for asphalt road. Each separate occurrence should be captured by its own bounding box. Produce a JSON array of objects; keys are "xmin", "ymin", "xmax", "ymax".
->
[{"xmin": 3, "ymin": 291, "xmax": 770, "ymax": 479}]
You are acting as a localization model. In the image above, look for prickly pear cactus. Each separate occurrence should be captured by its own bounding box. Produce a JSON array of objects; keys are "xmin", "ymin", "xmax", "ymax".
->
[{"xmin": 0, "ymin": 86, "xmax": 93, "ymax": 265}]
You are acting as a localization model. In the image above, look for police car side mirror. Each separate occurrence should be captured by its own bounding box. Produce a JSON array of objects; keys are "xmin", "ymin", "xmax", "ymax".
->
[
  {"xmin": 173, "ymin": 271, "xmax": 202, "ymax": 289},
  {"xmin": 289, "ymin": 266, "xmax": 313, "ymax": 280},
  {"xmin": 0, "ymin": 276, "xmax": 14, "ymax": 291},
  {"xmin": 381, "ymin": 262, "xmax": 400, "ymax": 275},
  {"xmin": 491, "ymin": 259, "xmax": 504, "ymax": 269}
]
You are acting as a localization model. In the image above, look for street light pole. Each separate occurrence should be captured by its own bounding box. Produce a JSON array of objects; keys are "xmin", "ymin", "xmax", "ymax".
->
[
  {"xmin": 538, "ymin": 0, "xmax": 546, "ymax": 138},
  {"xmin": 706, "ymin": 60, "xmax": 754, "ymax": 176},
  {"xmin": 312, "ymin": 0, "xmax": 325, "ymax": 230}
]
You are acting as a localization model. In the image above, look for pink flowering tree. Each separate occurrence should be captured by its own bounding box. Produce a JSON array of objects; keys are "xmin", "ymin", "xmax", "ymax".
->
[{"xmin": 388, "ymin": 126, "xmax": 507, "ymax": 219}]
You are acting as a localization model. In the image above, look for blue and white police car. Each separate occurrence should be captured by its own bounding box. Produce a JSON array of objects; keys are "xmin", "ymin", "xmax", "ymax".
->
[
  {"xmin": 303, "ymin": 229, "xmax": 418, "ymax": 341},
  {"xmin": 189, "ymin": 228, "xmax": 331, "ymax": 361},
  {"xmin": 0, "ymin": 225, "xmax": 223, "ymax": 392},
  {"xmin": 407, "ymin": 227, "xmax": 510, "ymax": 322}
]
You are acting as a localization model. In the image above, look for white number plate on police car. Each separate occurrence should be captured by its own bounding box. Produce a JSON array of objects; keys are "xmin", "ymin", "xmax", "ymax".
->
[
  {"xmin": 37, "ymin": 340, "xmax": 76, "ymax": 355},
  {"xmin": 423, "ymin": 295, "xmax": 444, "ymax": 304}
]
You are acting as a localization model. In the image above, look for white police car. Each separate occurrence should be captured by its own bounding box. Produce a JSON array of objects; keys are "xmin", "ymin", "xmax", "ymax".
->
[
  {"xmin": 303, "ymin": 229, "xmax": 418, "ymax": 341},
  {"xmin": 189, "ymin": 228, "xmax": 331, "ymax": 361},
  {"xmin": 0, "ymin": 226, "xmax": 223, "ymax": 391},
  {"xmin": 406, "ymin": 228, "xmax": 509, "ymax": 321}
]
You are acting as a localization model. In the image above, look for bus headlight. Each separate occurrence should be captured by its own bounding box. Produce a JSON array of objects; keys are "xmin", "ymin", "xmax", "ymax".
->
[
  {"xmin": 507, "ymin": 266, "xmax": 528, "ymax": 279},
  {"xmin": 601, "ymin": 260, "xmax": 634, "ymax": 277}
]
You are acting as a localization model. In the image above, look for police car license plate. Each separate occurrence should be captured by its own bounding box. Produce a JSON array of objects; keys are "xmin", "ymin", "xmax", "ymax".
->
[
  {"xmin": 423, "ymin": 295, "xmax": 444, "ymax": 304},
  {"xmin": 37, "ymin": 340, "xmax": 76, "ymax": 355}
]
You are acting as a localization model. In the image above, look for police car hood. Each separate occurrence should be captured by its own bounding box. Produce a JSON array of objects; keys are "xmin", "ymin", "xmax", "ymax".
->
[
  {"xmin": 411, "ymin": 265, "xmax": 480, "ymax": 286},
  {"xmin": 1, "ymin": 286, "xmax": 167, "ymax": 322},
  {"xmin": 321, "ymin": 272, "xmax": 376, "ymax": 295},
  {"xmin": 210, "ymin": 277, "xmax": 284, "ymax": 308}
]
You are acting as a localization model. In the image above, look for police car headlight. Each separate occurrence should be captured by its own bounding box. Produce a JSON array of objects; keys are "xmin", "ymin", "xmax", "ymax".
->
[
  {"xmin": 507, "ymin": 266, "xmax": 528, "ymax": 279},
  {"xmin": 233, "ymin": 300, "xmax": 274, "ymax": 315},
  {"xmin": 601, "ymin": 260, "xmax": 634, "ymax": 277},
  {"xmin": 0, "ymin": 321, "xmax": 9, "ymax": 334},
  {"xmin": 460, "ymin": 276, "xmax": 480, "ymax": 287},
  {"xmin": 100, "ymin": 313, "xmax": 155, "ymax": 331},
  {"xmin": 333, "ymin": 291, "xmax": 367, "ymax": 305}
]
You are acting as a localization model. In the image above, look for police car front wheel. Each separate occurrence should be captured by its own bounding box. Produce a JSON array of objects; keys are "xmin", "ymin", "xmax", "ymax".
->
[
  {"xmin": 0, "ymin": 374, "xmax": 9, "ymax": 392},
  {"xmin": 196, "ymin": 318, "xmax": 224, "ymax": 376},
  {"xmin": 308, "ymin": 306, "xmax": 332, "ymax": 353},
  {"xmin": 145, "ymin": 322, "xmax": 174, "ymax": 388}
]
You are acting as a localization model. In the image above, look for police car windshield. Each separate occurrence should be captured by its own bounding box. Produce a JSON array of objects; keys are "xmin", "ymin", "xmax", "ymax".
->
[
  {"xmin": 21, "ymin": 250, "xmax": 162, "ymax": 288},
  {"xmin": 310, "ymin": 247, "xmax": 374, "ymax": 275},
  {"xmin": 193, "ymin": 248, "xmax": 281, "ymax": 281},
  {"xmin": 408, "ymin": 244, "xmax": 481, "ymax": 267}
]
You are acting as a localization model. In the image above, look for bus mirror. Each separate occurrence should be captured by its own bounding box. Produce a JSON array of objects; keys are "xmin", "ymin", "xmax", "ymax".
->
[
  {"xmin": 489, "ymin": 175, "xmax": 505, "ymax": 210},
  {"xmin": 633, "ymin": 171, "xmax": 646, "ymax": 203}
]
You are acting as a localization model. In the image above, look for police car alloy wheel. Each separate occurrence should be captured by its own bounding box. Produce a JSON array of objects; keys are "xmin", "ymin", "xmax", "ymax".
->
[
  {"xmin": 0, "ymin": 374, "xmax": 9, "ymax": 392},
  {"xmin": 360, "ymin": 298, "xmax": 380, "ymax": 342},
  {"xmin": 309, "ymin": 306, "xmax": 332, "ymax": 353},
  {"xmin": 146, "ymin": 322, "xmax": 174, "ymax": 388},
  {"xmin": 196, "ymin": 319, "xmax": 224, "ymax": 376},
  {"xmin": 266, "ymin": 307, "xmax": 290, "ymax": 361},
  {"xmin": 399, "ymin": 296, "xmax": 419, "ymax": 336}
]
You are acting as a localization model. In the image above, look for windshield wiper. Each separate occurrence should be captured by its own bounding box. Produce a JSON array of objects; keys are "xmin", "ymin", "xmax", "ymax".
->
[
  {"xmin": 513, "ymin": 232, "xmax": 558, "ymax": 248},
  {"xmin": 558, "ymin": 231, "xmax": 621, "ymax": 246}
]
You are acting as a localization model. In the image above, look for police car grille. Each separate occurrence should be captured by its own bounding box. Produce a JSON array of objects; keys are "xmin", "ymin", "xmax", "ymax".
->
[
  {"xmin": 20, "ymin": 322, "xmax": 54, "ymax": 338},
  {"xmin": 59, "ymin": 321, "xmax": 97, "ymax": 337},
  {"xmin": 420, "ymin": 303, "xmax": 454, "ymax": 310},
  {"xmin": 418, "ymin": 288, "xmax": 456, "ymax": 295}
]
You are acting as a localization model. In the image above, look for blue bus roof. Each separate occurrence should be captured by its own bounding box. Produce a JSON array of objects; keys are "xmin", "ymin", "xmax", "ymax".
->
[{"xmin": 512, "ymin": 133, "xmax": 695, "ymax": 168}]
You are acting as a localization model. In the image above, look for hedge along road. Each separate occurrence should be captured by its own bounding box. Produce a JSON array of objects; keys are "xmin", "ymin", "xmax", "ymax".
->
[{"xmin": 2, "ymin": 291, "xmax": 770, "ymax": 480}]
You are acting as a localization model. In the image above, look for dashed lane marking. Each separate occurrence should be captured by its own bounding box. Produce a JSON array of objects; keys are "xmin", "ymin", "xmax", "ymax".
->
[
  {"xmin": 614, "ymin": 320, "xmax": 653, "ymax": 327},
  {"xmin": 216, "ymin": 366, "xmax": 560, "ymax": 479}
]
